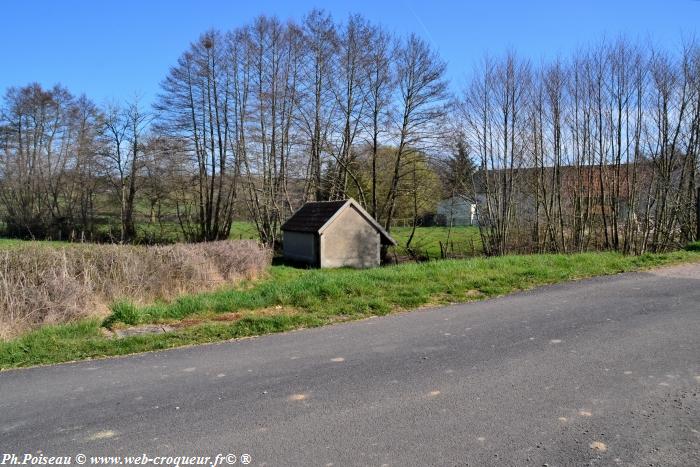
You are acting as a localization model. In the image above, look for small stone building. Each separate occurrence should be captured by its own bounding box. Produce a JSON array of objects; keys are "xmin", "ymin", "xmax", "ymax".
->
[{"xmin": 281, "ymin": 199, "xmax": 396, "ymax": 268}]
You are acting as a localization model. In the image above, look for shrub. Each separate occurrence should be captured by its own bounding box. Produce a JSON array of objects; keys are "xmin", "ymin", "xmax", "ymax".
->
[
  {"xmin": 104, "ymin": 301, "xmax": 141, "ymax": 327},
  {"xmin": 0, "ymin": 240, "xmax": 271, "ymax": 339}
]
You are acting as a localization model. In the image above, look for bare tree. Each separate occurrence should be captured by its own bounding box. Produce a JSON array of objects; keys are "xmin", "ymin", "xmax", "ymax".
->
[
  {"xmin": 101, "ymin": 98, "xmax": 149, "ymax": 242},
  {"xmin": 364, "ymin": 24, "xmax": 395, "ymax": 218},
  {"xmin": 327, "ymin": 14, "xmax": 371, "ymax": 203},
  {"xmin": 3, "ymin": 14, "xmax": 696, "ymax": 254},
  {"xmin": 155, "ymin": 31, "xmax": 238, "ymax": 241},
  {"xmin": 382, "ymin": 34, "xmax": 449, "ymax": 232},
  {"xmin": 0, "ymin": 84, "xmax": 101, "ymax": 240},
  {"xmin": 461, "ymin": 54, "xmax": 532, "ymax": 255},
  {"xmin": 299, "ymin": 9, "xmax": 337, "ymax": 202}
]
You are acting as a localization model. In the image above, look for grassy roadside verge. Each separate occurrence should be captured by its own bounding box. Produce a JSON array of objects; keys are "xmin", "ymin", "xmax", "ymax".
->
[{"xmin": 2, "ymin": 249, "xmax": 699, "ymax": 369}]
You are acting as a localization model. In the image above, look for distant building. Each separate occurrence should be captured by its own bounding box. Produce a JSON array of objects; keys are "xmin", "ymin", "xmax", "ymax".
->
[
  {"xmin": 437, "ymin": 197, "xmax": 478, "ymax": 226},
  {"xmin": 469, "ymin": 164, "xmax": 656, "ymax": 226},
  {"xmin": 281, "ymin": 199, "xmax": 396, "ymax": 268}
]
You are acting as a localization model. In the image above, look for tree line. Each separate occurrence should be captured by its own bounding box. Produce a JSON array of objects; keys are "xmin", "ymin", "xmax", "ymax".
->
[
  {"xmin": 0, "ymin": 10, "xmax": 698, "ymax": 255},
  {"xmin": 0, "ymin": 10, "xmax": 449, "ymax": 245},
  {"xmin": 459, "ymin": 40, "xmax": 700, "ymax": 255}
]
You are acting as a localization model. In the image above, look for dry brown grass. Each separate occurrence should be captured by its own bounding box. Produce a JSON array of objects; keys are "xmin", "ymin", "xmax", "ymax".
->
[{"xmin": 0, "ymin": 240, "xmax": 271, "ymax": 340}]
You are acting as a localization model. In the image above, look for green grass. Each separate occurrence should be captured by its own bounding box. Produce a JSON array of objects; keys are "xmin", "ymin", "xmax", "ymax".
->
[
  {"xmin": 0, "ymin": 222, "xmax": 473, "ymax": 255},
  {"xmin": 0, "ymin": 221, "xmax": 259, "ymax": 247},
  {"xmin": 390, "ymin": 226, "xmax": 482, "ymax": 258},
  {"xmin": 1, "ymin": 249, "xmax": 698, "ymax": 369},
  {"xmin": 0, "ymin": 238, "xmax": 70, "ymax": 249},
  {"xmin": 117, "ymin": 220, "xmax": 260, "ymax": 244},
  {"xmin": 229, "ymin": 221, "xmax": 260, "ymax": 240},
  {"xmin": 686, "ymin": 241, "xmax": 700, "ymax": 252},
  {"xmin": 136, "ymin": 220, "xmax": 259, "ymax": 242}
]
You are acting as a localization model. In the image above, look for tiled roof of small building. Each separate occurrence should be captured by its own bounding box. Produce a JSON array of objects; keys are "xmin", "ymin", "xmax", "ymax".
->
[
  {"xmin": 281, "ymin": 199, "xmax": 396, "ymax": 245},
  {"xmin": 281, "ymin": 200, "xmax": 349, "ymax": 233}
]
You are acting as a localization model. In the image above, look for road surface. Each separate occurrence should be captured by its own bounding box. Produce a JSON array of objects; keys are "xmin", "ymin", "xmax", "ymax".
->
[{"xmin": 2, "ymin": 263, "xmax": 699, "ymax": 466}]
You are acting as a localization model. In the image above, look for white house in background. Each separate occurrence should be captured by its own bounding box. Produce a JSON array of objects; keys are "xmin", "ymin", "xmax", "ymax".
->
[{"xmin": 437, "ymin": 196, "xmax": 478, "ymax": 226}]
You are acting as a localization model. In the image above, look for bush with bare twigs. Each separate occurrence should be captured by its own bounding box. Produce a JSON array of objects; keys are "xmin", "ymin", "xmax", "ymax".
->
[{"xmin": 0, "ymin": 240, "xmax": 271, "ymax": 339}]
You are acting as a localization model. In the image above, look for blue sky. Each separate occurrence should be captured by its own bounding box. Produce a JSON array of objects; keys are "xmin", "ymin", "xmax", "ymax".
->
[{"xmin": 1, "ymin": 1, "xmax": 698, "ymax": 106}]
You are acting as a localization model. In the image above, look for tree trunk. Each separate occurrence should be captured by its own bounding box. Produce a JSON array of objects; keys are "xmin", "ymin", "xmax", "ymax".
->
[{"xmin": 696, "ymin": 187, "xmax": 700, "ymax": 241}]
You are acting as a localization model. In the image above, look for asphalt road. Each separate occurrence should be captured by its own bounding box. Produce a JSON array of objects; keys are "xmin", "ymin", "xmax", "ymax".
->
[{"xmin": 2, "ymin": 263, "xmax": 700, "ymax": 466}]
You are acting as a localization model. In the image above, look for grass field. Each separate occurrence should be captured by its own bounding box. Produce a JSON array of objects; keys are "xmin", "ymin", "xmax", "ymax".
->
[
  {"xmin": 0, "ymin": 224, "xmax": 481, "ymax": 260},
  {"xmin": 1, "ymin": 248, "xmax": 698, "ymax": 369},
  {"xmin": 390, "ymin": 226, "xmax": 481, "ymax": 258},
  {"xmin": 686, "ymin": 241, "xmax": 700, "ymax": 251},
  {"xmin": 0, "ymin": 221, "xmax": 259, "ymax": 247},
  {"xmin": 0, "ymin": 238, "xmax": 69, "ymax": 248}
]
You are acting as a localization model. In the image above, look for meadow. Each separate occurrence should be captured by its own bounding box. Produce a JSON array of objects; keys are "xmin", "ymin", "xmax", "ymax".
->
[
  {"xmin": 389, "ymin": 226, "xmax": 482, "ymax": 258},
  {"xmin": 0, "ymin": 219, "xmax": 482, "ymax": 257}
]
